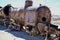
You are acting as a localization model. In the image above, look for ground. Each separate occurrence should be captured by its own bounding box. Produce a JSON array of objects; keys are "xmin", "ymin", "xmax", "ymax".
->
[{"xmin": 0, "ymin": 25, "xmax": 44, "ymax": 40}]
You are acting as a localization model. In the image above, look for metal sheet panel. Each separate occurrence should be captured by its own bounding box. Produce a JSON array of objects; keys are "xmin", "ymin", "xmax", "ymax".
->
[{"xmin": 25, "ymin": 11, "xmax": 35, "ymax": 26}]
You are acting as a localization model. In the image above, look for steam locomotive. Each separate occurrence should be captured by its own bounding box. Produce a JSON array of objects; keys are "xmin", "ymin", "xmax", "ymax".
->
[{"xmin": 0, "ymin": 0, "xmax": 60, "ymax": 40}]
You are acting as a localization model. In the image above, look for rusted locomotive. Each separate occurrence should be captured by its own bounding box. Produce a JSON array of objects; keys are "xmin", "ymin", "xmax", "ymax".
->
[
  {"xmin": 0, "ymin": 0, "xmax": 60, "ymax": 40},
  {"xmin": 8, "ymin": 0, "xmax": 51, "ymax": 36}
]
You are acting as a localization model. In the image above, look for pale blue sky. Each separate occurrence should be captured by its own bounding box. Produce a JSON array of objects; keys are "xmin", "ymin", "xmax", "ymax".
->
[{"xmin": 0, "ymin": 0, "xmax": 60, "ymax": 15}]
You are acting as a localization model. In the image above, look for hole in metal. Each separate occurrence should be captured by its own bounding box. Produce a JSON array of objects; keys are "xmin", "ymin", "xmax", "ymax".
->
[{"xmin": 42, "ymin": 17, "xmax": 46, "ymax": 22}]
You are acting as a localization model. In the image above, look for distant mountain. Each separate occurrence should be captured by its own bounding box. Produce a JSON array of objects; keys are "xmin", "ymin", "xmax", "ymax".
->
[{"xmin": 52, "ymin": 15, "xmax": 60, "ymax": 18}]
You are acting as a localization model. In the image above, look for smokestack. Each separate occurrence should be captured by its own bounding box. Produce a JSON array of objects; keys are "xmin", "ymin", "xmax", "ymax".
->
[
  {"xmin": 25, "ymin": 0, "xmax": 33, "ymax": 9},
  {"xmin": 40, "ymin": 4, "xmax": 42, "ymax": 7}
]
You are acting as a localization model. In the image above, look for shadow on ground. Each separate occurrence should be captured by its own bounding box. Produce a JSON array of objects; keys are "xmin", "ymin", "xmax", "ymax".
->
[{"xmin": 0, "ymin": 25, "xmax": 44, "ymax": 40}]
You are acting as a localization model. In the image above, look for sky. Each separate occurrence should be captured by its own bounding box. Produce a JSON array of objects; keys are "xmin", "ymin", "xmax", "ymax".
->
[{"xmin": 0, "ymin": 0, "xmax": 60, "ymax": 15}]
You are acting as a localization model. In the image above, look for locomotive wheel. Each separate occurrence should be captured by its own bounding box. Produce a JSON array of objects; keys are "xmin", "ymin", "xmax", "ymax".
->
[{"xmin": 25, "ymin": 25, "xmax": 39, "ymax": 36}]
